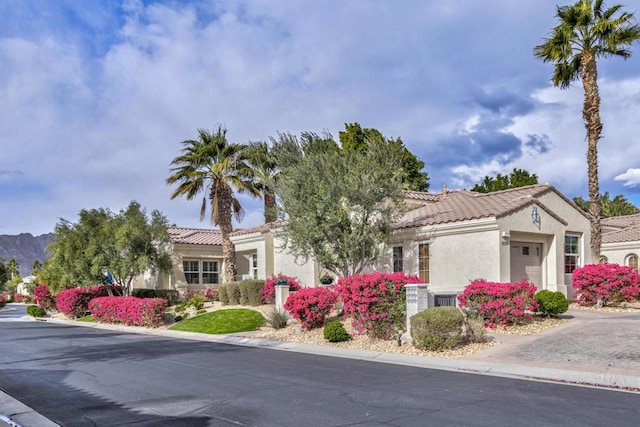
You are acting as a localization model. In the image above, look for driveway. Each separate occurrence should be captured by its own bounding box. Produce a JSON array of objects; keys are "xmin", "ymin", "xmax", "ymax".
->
[{"xmin": 464, "ymin": 308, "xmax": 640, "ymax": 379}]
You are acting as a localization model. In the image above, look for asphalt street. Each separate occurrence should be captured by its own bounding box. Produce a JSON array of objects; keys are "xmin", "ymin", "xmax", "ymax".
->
[{"xmin": 0, "ymin": 313, "xmax": 638, "ymax": 426}]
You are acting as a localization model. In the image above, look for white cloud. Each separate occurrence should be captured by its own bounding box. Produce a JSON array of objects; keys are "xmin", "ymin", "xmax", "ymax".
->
[{"xmin": 615, "ymin": 168, "xmax": 640, "ymax": 188}]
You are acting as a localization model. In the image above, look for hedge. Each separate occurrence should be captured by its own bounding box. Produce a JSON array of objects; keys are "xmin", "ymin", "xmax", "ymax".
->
[
  {"xmin": 131, "ymin": 289, "xmax": 180, "ymax": 306},
  {"xmin": 89, "ymin": 296, "xmax": 167, "ymax": 327}
]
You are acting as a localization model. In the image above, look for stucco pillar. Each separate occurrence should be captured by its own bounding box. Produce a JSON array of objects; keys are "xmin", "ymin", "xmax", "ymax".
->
[
  {"xmin": 275, "ymin": 284, "xmax": 290, "ymax": 312},
  {"xmin": 405, "ymin": 283, "xmax": 430, "ymax": 337}
]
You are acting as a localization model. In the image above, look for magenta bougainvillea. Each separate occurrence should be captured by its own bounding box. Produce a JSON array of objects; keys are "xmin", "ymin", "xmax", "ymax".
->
[
  {"xmin": 34, "ymin": 285, "xmax": 52, "ymax": 309},
  {"xmin": 56, "ymin": 285, "xmax": 122, "ymax": 318},
  {"xmin": 284, "ymin": 287, "xmax": 337, "ymax": 330},
  {"xmin": 457, "ymin": 279, "xmax": 539, "ymax": 328},
  {"xmin": 335, "ymin": 272, "xmax": 421, "ymax": 339},
  {"xmin": 572, "ymin": 263, "xmax": 640, "ymax": 306},
  {"xmin": 260, "ymin": 274, "xmax": 302, "ymax": 304},
  {"xmin": 89, "ymin": 296, "xmax": 167, "ymax": 327}
]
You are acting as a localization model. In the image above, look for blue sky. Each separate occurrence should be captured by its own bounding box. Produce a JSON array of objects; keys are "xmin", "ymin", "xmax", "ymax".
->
[{"xmin": 2, "ymin": 0, "xmax": 640, "ymax": 236}]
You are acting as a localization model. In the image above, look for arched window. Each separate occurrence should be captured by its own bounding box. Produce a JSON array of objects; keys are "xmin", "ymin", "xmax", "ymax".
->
[
  {"xmin": 599, "ymin": 256, "xmax": 608, "ymax": 264},
  {"xmin": 626, "ymin": 254, "xmax": 639, "ymax": 273}
]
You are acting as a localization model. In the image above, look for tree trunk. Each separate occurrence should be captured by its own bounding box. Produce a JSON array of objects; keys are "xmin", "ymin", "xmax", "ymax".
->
[
  {"xmin": 581, "ymin": 51, "xmax": 603, "ymax": 263},
  {"xmin": 264, "ymin": 188, "xmax": 277, "ymax": 224},
  {"xmin": 216, "ymin": 185, "xmax": 237, "ymax": 283}
]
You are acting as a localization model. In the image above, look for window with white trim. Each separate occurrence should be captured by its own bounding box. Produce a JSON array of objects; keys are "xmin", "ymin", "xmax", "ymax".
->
[
  {"xmin": 251, "ymin": 253, "xmax": 258, "ymax": 279},
  {"xmin": 183, "ymin": 260, "xmax": 220, "ymax": 285},
  {"xmin": 392, "ymin": 246, "xmax": 403, "ymax": 273},
  {"xmin": 418, "ymin": 243, "xmax": 430, "ymax": 283},
  {"xmin": 202, "ymin": 261, "xmax": 219, "ymax": 284},
  {"xmin": 564, "ymin": 235, "xmax": 580, "ymax": 274},
  {"xmin": 183, "ymin": 260, "xmax": 200, "ymax": 284}
]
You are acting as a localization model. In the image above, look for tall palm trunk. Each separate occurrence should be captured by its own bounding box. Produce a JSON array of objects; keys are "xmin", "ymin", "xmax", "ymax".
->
[
  {"xmin": 264, "ymin": 187, "xmax": 277, "ymax": 223},
  {"xmin": 215, "ymin": 185, "xmax": 237, "ymax": 283},
  {"xmin": 582, "ymin": 51, "xmax": 603, "ymax": 262}
]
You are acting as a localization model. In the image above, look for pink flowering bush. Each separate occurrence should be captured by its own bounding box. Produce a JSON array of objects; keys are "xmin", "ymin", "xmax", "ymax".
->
[
  {"xmin": 336, "ymin": 272, "xmax": 421, "ymax": 339},
  {"xmin": 205, "ymin": 287, "xmax": 219, "ymax": 302},
  {"xmin": 457, "ymin": 279, "xmax": 539, "ymax": 328},
  {"xmin": 572, "ymin": 264, "xmax": 640, "ymax": 306},
  {"xmin": 0, "ymin": 294, "xmax": 6, "ymax": 308},
  {"xmin": 12, "ymin": 293, "xmax": 28, "ymax": 303},
  {"xmin": 284, "ymin": 287, "xmax": 337, "ymax": 330},
  {"xmin": 260, "ymin": 274, "xmax": 302, "ymax": 304},
  {"xmin": 89, "ymin": 296, "xmax": 167, "ymax": 327},
  {"xmin": 34, "ymin": 285, "xmax": 52, "ymax": 309},
  {"xmin": 56, "ymin": 285, "xmax": 123, "ymax": 318}
]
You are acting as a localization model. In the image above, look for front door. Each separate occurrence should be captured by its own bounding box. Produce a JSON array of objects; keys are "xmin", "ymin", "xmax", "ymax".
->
[{"xmin": 510, "ymin": 242, "xmax": 542, "ymax": 289}]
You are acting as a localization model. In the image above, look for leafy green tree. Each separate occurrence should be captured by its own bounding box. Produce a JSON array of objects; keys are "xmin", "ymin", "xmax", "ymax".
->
[
  {"xmin": 573, "ymin": 192, "xmax": 639, "ymax": 218},
  {"xmin": 534, "ymin": 0, "xmax": 640, "ymax": 260},
  {"xmin": 31, "ymin": 260, "xmax": 42, "ymax": 276},
  {"xmin": 472, "ymin": 169, "xmax": 539, "ymax": 193},
  {"xmin": 6, "ymin": 258, "xmax": 19, "ymax": 280},
  {"xmin": 274, "ymin": 133, "xmax": 406, "ymax": 277},
  {"xmin": 167, "ymin": 126, "xmax": 259, "ymax": 283},
  {"xmin": 339, "ymin": 123, "xmax": 430, "ymax": 191},
  {"xmin": 43, "ymin": 201, "xmax": 172, "ymax": 294}
]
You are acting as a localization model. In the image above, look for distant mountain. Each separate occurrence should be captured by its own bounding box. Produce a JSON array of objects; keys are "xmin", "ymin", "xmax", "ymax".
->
[{"xmin": 0, "ymin": 233, "xmax": 54, "ymax": 277}]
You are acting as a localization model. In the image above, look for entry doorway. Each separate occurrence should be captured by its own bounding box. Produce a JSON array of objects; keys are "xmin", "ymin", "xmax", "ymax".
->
[{"xmin": 510, "ymin": 241, "xmax": 542, "ymax": 289}]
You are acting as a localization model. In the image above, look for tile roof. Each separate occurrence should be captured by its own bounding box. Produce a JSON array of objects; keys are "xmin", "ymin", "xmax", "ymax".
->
[
  {"xmin": 395, "ymin": 184, "xmax": 570, "ymax": 229},
  {"xmin": 601, "ymin": 213, "xmax": 640, "ymax": 230},
  {"xmin": 168, "ymin": 223, "xmax": 276, "ymax": 245},
  {"xmin": 602, "ymin": 225, "xmax": 640, "ymax": 244},
  {"xmin": 168, "ymin": 227, "xmax": 223, "ymax": 245}
]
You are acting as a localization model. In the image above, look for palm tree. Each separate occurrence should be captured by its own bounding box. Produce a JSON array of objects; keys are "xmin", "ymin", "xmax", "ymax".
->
[
  {"xmin": 7, "ymin": 258, "xmax": 19, "ymax": 279},
  {"xmin": 167, "ymin": 126, "xmax": 259, "ymax": 283},
  {"xmin": 245, "ymin": 141, "xmax": 278, "ymax": 223},
  {"xmin": 534, "ymin": 0, "xmax": 640, "ymax": 261},
  {"xmin": 31, "ymin": 260, "xmax": 42, "ymax": 275}
]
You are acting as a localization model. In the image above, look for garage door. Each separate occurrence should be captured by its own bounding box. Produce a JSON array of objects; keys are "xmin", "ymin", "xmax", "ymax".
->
[{"xmin": 510, "ymin": 242, "xmax": 542, "ymax": 289}]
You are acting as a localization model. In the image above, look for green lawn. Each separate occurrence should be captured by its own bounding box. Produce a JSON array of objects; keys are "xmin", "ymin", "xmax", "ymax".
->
[
  {"xmin": 169, "ymin": 309, "xmax": 266, "ymax": 334},
  {"xmin": 77, "ymin": 315, "xmax": 95, "ymax": 322}
]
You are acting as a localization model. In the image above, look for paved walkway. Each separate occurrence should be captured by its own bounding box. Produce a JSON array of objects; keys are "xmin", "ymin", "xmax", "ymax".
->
[{"xmin": 2, "ymin": 307, "xmax": 640, "ymax": 426}]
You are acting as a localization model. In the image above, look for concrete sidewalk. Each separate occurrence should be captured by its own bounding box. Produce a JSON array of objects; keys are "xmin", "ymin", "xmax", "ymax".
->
[{"xmin": 2, "ymin": 308, "xmax": 639, "ymax": 426}]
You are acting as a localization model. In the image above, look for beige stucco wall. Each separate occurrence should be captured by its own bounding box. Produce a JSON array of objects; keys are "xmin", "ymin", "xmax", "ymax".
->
[
  {"xmin": 171, "ymin": 243, "xmax": 224, "ymax": 291},
  {"xmin": 385, "ymin": 218, "xmax": 501, "ymax": 294},
  {"xmin": 601, "ymin": 242, "xmax": 640, "ymax": 266},
  {"xmin": 271, "ymin": 234, "xmax": 319, "ymax": 287}
]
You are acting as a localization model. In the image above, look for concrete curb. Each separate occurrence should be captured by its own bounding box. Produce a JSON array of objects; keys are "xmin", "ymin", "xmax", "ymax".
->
[{"xmin": 0, "ymin": 392, "xmax": 59, "ymax": 427}]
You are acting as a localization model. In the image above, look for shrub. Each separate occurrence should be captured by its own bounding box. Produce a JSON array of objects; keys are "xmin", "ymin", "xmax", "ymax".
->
[
  {"xmin": 241, "ymin": 279, "xmax": 265, "ymax": 306},
  {"xmin": 132, "ymin": 289, "xmax": 180, "ymax": 306},
  {"xmin": 457, "ymin": 279, "xmax": 539, "ymax": 328},
  {"xmin": 89, "ymin": 296, "xmax": 167, "ymax": 327},
  {"xmin": 205, "ymin": 287, "xmax": 219, "ymax": 302},
  {"xmin": 56, "ymin": 287, "xmax": 93, "ymax": 318},
  {"xmin": 534, "ymin": 290, "xmax": 569, "ymax": 316},
  {"xmin": 336, "ymin": 272, "xmax": 421, "ymax": 339},
  {"xmin": 12, "ymin": 293, "xmax": 28, "ymax": 303},
  {"xmin": 266, "ymin": 309, "xmax": 289, "ymax": 329},
  {"xmin": 239, "ymin": 281, "xmax": 251, "ymax": 305},
  {"xmin": 34, "ymin": 285, "xmax": 52, "ymax": 309},
  {"xmin": 411, "ymin": 307, "xmax": 465, "ymax": 351},
  {"xmin": 26, "ymin": 305, "xmax": 46, "ymax": 318},
  {"xmin": 572, "ymin": 264, "xmax": 640, "ymax": 306},
  {"xmin": 284, "ymin": 287, "xmax": 337, "ymax": 330},
  {"xmin": 228, "ymin": 282, "xmax": 241, "ymax": 305},
  {"xmin": 260, "ymin": 274, "xmax": 302, "ymax": 304},
  {"xmin": 218, "ymin": 284, "xmax": 230, "ymax": 305},
  {"xmin": 183, "ymin": 289, "xmax": 204, "ymax": 301},
  {"xmin": 55, "ymin": 285, "xmax": 121, "ymax": 318},
  {"xmin": 0, "ymin": 295, "xmax": 5, "ymax": 309},
  {"xmin": 323, "ymin": 320, "xmax": 350, "ymax": 342},
  {"xmin": 462, "ymin": 312, "xmax": 486, "ymax": 343},
  {"xmin": 187, "ymin": 295, "xmax": 206, "ymax": 311}
]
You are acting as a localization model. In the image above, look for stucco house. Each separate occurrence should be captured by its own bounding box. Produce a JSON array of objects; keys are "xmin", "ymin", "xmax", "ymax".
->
[
  {"xmin": 136, "ymin": 183, "xmax": 592, "ymax": 300},
  {"xmin": 600, "ymin": 213, "xmax": 640, "ymax": 271}
]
